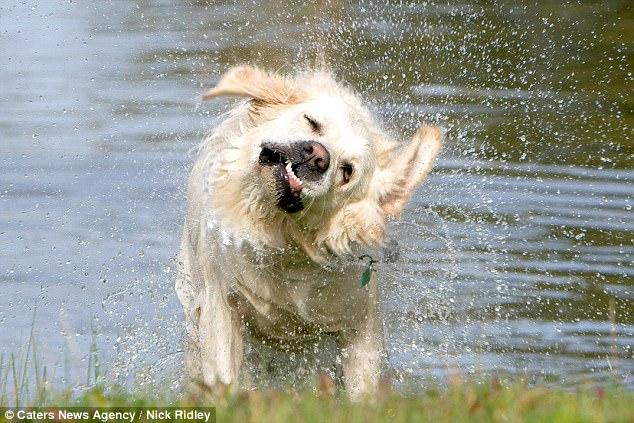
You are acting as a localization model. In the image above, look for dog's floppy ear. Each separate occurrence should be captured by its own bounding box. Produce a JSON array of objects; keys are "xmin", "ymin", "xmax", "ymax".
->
[
  {"xmin": 202, "ymin": 65, "xmax": 305, "ymax": 105},
  {"xmin": 380, "ymin": 126, "xmax": 442, "ymax": 219}
]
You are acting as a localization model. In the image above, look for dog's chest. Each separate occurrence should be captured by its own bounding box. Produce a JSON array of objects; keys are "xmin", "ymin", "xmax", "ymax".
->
[{"xmin": 225, "ymin": 243, "xmax": 370, "ymax": 332}]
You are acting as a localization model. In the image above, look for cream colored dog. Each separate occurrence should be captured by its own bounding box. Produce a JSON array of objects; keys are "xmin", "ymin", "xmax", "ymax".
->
[{"xmin": 176, "ymin": 65, "xmax": 442, "ymax": 398}]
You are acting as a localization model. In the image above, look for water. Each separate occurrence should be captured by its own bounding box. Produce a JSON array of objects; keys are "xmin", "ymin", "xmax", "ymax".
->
[{"xmin": 1, "ymin": 0, "xmax": 632, "ymax": 392}]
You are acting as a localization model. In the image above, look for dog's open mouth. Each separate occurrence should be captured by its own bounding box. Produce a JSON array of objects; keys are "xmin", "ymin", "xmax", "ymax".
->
[{"xmin": 259, "ymin": 146, "xmax": 305, "ymax": 213}]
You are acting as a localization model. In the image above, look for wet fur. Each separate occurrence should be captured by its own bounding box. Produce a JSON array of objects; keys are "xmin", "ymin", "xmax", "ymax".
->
[{"xmin": 176, "ymin": 65, "xmax": 442, "ymax": 398}]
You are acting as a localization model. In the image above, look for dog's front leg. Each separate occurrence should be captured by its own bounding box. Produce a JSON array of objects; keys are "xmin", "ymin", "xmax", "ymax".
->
[
  {"xmin": 338, "ymin": 274, "xmax": 384, "ymax": 400},
  {"xmin": 197, "ymin": 283, "xmax": 244, "ymax": 388}
]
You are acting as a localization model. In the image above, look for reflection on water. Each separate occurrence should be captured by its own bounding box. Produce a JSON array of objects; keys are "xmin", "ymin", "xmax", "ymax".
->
[{"xmin": 1, "ymin": 0, "xmax": 632, "ymax": 392}]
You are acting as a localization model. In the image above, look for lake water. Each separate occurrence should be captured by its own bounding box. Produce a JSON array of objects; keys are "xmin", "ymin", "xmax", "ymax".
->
[{"xmin": 1, "ymin": 0, "xmax": 632, "ymax": 393}]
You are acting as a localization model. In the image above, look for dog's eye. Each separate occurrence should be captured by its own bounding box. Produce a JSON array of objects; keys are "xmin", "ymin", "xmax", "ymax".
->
[
  {"xmin": 341, "ymin": 163, "xmax": 354, "ymax": 184},
  {"xmin": 304, "ymin": 114, "xmax": 322, "ymax": 134}
]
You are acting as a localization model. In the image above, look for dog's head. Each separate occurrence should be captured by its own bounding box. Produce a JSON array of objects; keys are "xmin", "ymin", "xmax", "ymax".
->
[{"xmin": 202, "ymin": 65, "xmax": 442, "ymax": 259}]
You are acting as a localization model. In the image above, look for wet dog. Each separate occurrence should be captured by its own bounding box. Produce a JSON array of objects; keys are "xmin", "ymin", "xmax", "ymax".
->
[{"xmin": 176, "ymin": 65, "xmax": 442, "ymax": 398}]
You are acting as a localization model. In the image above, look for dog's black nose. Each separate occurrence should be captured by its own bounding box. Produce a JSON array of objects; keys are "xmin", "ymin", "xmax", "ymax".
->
[{"xmin": 301, "ymin": 141, "xmax": 330, "ymax": 172}]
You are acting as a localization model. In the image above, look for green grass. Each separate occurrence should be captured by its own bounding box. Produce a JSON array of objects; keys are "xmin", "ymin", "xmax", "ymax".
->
[
  {"xmin": 2, "ymin": 365, "xmax": 633, "ymax": 423},
  {"xmin": 3, "ymin": 379, "xmax": 629, "ymax": 423},
  {"xmin": 0, "ymin": 325, "xmax": 48, "ymax": 408},
  {"xmin": 1, "ymin": 332, "xmax": 633, "ymax": 423}
]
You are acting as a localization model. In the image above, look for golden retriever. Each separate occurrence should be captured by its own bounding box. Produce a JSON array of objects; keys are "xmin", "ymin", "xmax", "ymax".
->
[{"xmin": 176, "ymin": 65, "xmax": 442, "ymax": 398}]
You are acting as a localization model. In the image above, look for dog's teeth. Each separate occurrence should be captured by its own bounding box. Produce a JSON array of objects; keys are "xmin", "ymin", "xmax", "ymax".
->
[{"xmin": 283, "ymin": 160, "xmax": 303, "ymax": 188}]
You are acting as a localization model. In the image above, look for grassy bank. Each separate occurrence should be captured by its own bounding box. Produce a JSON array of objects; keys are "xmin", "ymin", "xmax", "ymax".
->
[
  {"xmin": 112, "ymin": 382, "xmax": 634, "ymax": 423},
  {"xmin": 2, "ymin": 335, "xmax": 632, "ymax": 422},
  {"xmin": 2, "ymin": 378, "xmax": 633, "ymax": 423}
]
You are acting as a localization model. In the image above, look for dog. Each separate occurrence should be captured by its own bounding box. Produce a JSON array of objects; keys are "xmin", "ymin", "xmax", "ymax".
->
[{"xmin": 176, "ymin": 65, "xmax": 442, "ymax": 398}]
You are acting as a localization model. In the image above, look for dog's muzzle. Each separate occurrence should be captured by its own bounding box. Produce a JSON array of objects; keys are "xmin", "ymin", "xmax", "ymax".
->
[{"xmin": 258, "ymin": 141, "xmax": 330, "ymax": 213}]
